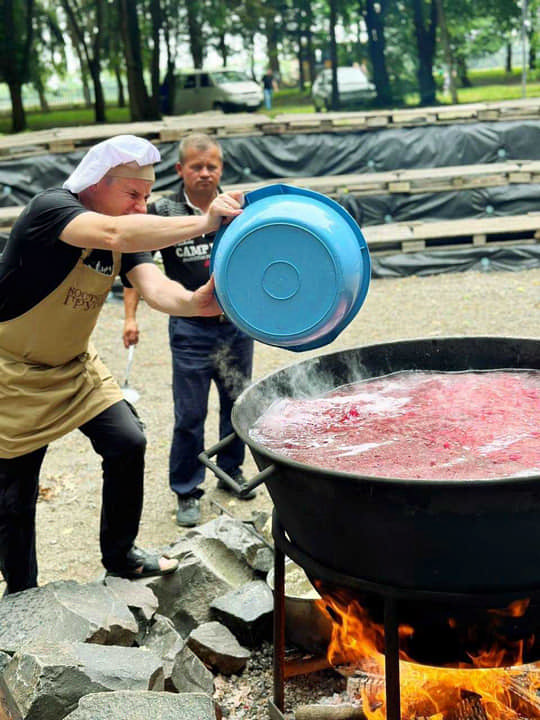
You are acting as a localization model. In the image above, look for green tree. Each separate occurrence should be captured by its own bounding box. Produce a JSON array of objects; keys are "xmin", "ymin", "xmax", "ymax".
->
[
  {"xmin": 117, "ymin": 0, "xmax": 160, "ymax": 120},
  {"xmin": 0, "ymin": 0, "xmax": 35, "ymax": 131},
  {"xmin": 29, "ymin": 2, "xmax": 66, "ymax": 113},
  {"xmin": 61, "ymin": 0, "xmax": 109, "ymax": 122},
  {"xmin": 362, "ymin": 0, "xmax": 392, "ymax": 105},
  {"xmin": 411, "ymin": 0, "xmax": 438, "ymax": 105}
]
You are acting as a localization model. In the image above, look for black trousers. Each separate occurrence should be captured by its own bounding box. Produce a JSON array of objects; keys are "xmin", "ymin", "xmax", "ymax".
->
[{"xmin": 0, "ymin": 400, "xmax": 146, "ymax": 595}]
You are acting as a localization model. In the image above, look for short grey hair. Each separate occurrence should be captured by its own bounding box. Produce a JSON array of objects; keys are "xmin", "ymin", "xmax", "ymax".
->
[{"xmin": 178, "ymin": 134, "xmax": 222, "ymax": 163}]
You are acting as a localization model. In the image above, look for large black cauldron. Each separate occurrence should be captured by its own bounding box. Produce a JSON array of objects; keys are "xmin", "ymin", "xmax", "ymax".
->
[{"xmin": 227, "ymin": 336, "xmax": 540, "ymax": 665}]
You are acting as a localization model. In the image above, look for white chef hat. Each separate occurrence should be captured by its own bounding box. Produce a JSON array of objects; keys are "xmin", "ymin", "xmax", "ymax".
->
[{"xmin": 63, "ymin": 134, "xmax": 161, "ymax": 193}]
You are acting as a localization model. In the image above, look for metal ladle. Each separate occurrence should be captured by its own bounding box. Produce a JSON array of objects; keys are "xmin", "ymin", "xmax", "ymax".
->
[{"xmin": 122, "ymin": 345, "xmax": 140, "ymax": 404}]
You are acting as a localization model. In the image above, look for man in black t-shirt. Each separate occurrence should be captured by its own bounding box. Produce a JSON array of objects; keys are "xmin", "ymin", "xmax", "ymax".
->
[
  {"xmin": 0, "ymin": 134, "xmax": 244, "ymax": 594},
  {"xmin": 262, "ymin": 68, "xmax": 278, "ymax": 110},
  {"xmin": 123, "ymin": 134, "xmax": 255, "ymax": 528}
]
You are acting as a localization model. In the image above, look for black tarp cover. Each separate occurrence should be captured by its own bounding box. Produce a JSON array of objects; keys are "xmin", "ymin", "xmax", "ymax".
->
[
  {"xmin": 1, "ymin": 120, "xmax": 540, "ymax": 277},
  {"xmin": 3, "ymin": 120, "xmax": 540, "ymax": 205}
]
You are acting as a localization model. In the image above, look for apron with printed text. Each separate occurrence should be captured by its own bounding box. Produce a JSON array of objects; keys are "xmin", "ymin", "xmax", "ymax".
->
[{"xmin": 0, "ymin": 250, "xmax": 124, "ymax": 458}]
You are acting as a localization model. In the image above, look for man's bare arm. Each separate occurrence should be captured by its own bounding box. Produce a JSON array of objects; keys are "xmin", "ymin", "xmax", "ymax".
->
[
  {"xmin": 126, "ymin": 263, "xmax": 222, "ymax": 318},
  {"xmin": 60, "ymin": 191, "xmax": 243, "ymax": 252},
  {"xmin": 123, "ymin": 287, "xmax": 141, "ymax": 348}
]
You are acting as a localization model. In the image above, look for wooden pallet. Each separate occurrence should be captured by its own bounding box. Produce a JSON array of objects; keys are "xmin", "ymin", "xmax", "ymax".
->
[
  {"xmin": 223, "ymin": 161, "xmax": 540, "ymax": 198},
  {"xmin": 0, "ymin": 206, "xmax": 22, "ymax": 234},
  {"xmin": 2, "ymin": 202, "xmax": 538, "ymax": 255},
  {"xmin": 363, "ymin": 213, "xmax": 540, "ymax": 253},
  {"xmin": 2, "ymin": 98, "xmax": 540, "ymax": 159}
]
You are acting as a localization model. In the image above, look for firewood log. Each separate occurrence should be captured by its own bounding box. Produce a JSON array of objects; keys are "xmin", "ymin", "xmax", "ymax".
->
[{"xmin": 295, "ymin": 703, "xmax": 366, "ymax": 719}]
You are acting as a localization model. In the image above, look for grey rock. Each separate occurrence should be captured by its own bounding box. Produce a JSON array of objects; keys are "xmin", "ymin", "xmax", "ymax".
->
[
  {"xmin": 140, "ymin": 614, "xmax": 185, "ymax": 690},
  {"xmin": 0, "ymin": 581, "xmax": 138, "ymax": 654},
  {"xmin": 140, "ymin": 555, "xmax": 235, "ymax": 636},
  {"xmin": 210, "ymin": 580, "xmax": 273, "ymax": 648},
  {"xmin": 103, "ymin": 575, "xmax": 158, "ymax": 622},
  {"xmin": 170, "ymin": 643, "xmax": 215, "ymax": 695},
  {"xmin": 63, "ymin": 690, "xmax": 216, "ymax": 719},
  {"xmin": 189, "ymin": 535, "xmax": 256, "ymax": 587},
  {"xmin": 195, "ymin": 515, "xmax": 273, "ymax": 573},
  {"xmin": 0, "ymin": 650, "xmax": 10, "ymax": 673},
  {"xmin": 3, "ymin": 641, "xmax": 163, "ymax": 720},
  {"xmin": 188, "ymin": 621, "xmax": 250, "ymax": 676},
  {"xmin": 103, "ymin": 575, "xmax": 159, "ymax": 644}
]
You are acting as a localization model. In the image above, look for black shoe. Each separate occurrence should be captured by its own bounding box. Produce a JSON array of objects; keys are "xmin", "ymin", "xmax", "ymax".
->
[
  {"xmin": 217, "ymin": 472, "xmax": 257, "ymax": 500},
  {"xmin": 106, "ymin": 546, "xmax": 179, "ymax": 579},
  {"xmin": 176, "ymin": 495, "xmax": 201, "ymax": 527}
]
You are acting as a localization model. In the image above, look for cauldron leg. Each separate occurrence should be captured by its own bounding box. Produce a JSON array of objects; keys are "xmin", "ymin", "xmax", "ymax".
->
[
  {"xmin": 273, "ymin": 544, "xmax": 286, "ymax": 712},
  {"xmin": 384, "ymin": 596, "xmax": 401, "ymax": 720}
]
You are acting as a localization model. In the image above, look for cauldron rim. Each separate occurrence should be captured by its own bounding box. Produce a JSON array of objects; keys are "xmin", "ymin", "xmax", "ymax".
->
[{"xmin": 233, "ymin": 334, "xmax": 540, "ymax": 487}]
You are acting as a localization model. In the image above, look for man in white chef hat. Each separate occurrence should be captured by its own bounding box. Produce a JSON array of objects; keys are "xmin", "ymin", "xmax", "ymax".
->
[{"xmin": 0, "ymin": 134, "xmax": 243, "ymax": 594}]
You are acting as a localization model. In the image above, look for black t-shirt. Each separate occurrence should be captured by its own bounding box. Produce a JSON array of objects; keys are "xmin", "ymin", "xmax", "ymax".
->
[
  {"xmin": 148, "ymin": 182, "xmax": 216, "ymax": 292},
  {"xmin": 0, "ymin": 188, "xmax": 150, "ymax": 321},
  {"xmin": 263, "ymin": 74, "xmax": 275, "ymax": 90}
]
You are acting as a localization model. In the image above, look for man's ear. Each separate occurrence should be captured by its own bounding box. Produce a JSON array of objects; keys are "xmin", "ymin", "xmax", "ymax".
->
[{"xmin": 175, "ymin": 162, "xmax": 183, "ymax": 178}]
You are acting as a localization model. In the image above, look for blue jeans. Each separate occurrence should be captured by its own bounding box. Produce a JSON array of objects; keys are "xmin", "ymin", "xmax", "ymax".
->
[
  {"xmin": 264, "ymin": 88, "xmax": 273, "ymax": 110},
  {"xmin": 168, "ymin": 316, "xmax": 254, "ymax": 498}
]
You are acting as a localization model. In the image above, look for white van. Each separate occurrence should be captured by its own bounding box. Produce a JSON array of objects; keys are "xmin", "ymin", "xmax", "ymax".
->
[
  {"xmin": 172, "ymin": 69, "xmax": 263, "ymax": 114},
  {"xmin": 312, "ymin": 66, "xmax": 376, "ymax": 111}
]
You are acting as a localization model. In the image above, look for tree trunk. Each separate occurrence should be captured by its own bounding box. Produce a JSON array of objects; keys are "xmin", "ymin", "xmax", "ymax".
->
[
  {"xmin": 118, "ymin": 0, "xmax": 155, "ymax": 120},
  {"xmin": 297, "ymin": 35, "xmax": 305, "ymax": 91},
  {"xmin": 456, "ymin": 56, "xmax": 471, "ymax": 87},
  {"xmin": 218, "ymin": 31, "xmax": 228, "ymax": 66},
  {"xmin": 186, "ymin": 0, "xmax": 204, "ymax": 68},
  {"xmin": 412, "ymin": 0, "xmax": 438, "ymax": 106},
  {"xmin": 529, "ymin": 26, "xmax": 537, "ymax": 70},
  {"xmin": 364, "ymin": 0, "xmax": 392, "ymax": 106},
  {"xmin": 8, "ymin": 80, "xmax": 26, "ymax": 133},
  {"xmin": 115, "ymin": 66, "xmax": 125, "ymax": 107},
  {"xmin": 4, "ymin": 0, "xmax": 33, "ymax": 132},
  {"xmin": 305, "ymin": 6, "xmax": 316, "ymax": 85},
  {"xmin": 35, "ymin": 83, "xmax": 49, "ymax": 112},
  {"xmin": 265, "ymin": 18, "xmax": 280, "ymax": 76},
  {"xmin": 506, "ymin": 42, "xmax": 512, "ymax": 73},
  {"xmin": 329, "ymin": 0, "xmax": 339, "ymax": 110},
  {"xmin": 88, "ymin": 58, "xmax": 106, "ymax": 122},
  {"xmin": 76, "ymin": 49, "xmax": 93, "ymax": 106},
  {"xmin": 149, "ymin": 0, "xmax": 161, "ymax": 116}
]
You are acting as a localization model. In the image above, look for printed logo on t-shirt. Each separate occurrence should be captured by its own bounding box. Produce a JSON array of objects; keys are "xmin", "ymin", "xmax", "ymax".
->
[
  {"xmin": 83, "ymin": 250, "xmax": 114, "ymax": 276},
  {"xmin": 175, "ymin": 240, "xmax": 212, "ymax": 263}
]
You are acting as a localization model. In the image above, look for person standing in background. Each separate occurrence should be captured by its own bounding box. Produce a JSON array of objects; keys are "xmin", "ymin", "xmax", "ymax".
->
[
  {"xmin": 262, "ymin": 68, "xmax": 278, "ymax": 110},
  {"xmin": 123, "ymin": 134, "xmax": 256, "ymax": 529}
]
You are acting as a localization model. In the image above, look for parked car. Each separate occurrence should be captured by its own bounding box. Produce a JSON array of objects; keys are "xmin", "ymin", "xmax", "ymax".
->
[
  {"xmin": 172, "ymin": 69, "xmax": 263, "ymax": 114},
  {"xmin": 311, "ymin": 66, "xmax": 376, "ymax": 111}
]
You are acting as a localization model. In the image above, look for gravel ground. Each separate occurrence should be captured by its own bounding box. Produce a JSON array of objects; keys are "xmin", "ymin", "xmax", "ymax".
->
[{"xmin": 3, "ymin": 265, "xmax": 540, "ymax": 717}]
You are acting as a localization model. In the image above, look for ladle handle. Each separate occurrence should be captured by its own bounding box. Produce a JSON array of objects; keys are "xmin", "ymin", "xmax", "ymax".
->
[{"xmin": 198, "ymin": 433, "xmax": 276, "ymax": 496}]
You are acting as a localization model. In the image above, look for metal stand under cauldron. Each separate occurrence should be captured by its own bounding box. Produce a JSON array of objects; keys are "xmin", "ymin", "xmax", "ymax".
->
[
  {"xmin": 269, "ymin": 513, "xmax": 540, "ymax": 720},
  {"xmin": 268, "ymin": 514, "xmax": 402, "ymax": 720}
]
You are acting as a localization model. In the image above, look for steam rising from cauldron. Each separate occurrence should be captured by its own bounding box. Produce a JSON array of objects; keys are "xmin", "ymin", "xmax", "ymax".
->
[
  {"xmin": 242, "ymin": 352, "xmax": 375, "ymax": 418},
  {"xmin": 211, "ymin": 343, "xmax": 252, "ymax": 400}
]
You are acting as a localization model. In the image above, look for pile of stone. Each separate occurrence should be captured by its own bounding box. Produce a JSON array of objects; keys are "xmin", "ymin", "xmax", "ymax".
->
[{"xmin": 0, "ymin": 514, "xmax": 274, "ymax": 720}]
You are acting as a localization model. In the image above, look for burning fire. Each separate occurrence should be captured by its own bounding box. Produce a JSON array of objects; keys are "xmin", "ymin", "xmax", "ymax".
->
[{"xmin": 315, "ymin": 587, "xmax": 540, "ymax": 719}]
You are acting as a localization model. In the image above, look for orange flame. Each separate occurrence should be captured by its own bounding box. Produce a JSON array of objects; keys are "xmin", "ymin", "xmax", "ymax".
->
[{"xmin": 315, "ymin": 588, "xmax": 540, "ymax": 719}]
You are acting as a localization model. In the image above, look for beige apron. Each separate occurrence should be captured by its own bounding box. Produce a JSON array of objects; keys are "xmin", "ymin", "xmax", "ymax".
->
[{"xmin": 0, "ymin": 250, "xmax": 124, "ymax": 458}]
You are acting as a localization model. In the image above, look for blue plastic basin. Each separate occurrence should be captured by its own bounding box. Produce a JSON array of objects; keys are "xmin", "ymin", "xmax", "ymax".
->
[{"xmin": 210, "ymin": 183, "xmax": 371, "ymax": 351}]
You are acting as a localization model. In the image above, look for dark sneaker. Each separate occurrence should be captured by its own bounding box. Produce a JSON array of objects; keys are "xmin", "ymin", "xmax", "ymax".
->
[
  {"xmin": 176, "ymin": 495, "xmax": 201, "ymax": 527},
  {"xmin": 217, "ymin": 472, "xmax": 257, "ymax": 500}
]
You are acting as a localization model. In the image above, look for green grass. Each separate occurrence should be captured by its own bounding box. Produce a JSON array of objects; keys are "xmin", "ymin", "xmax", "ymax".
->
[
  {"xmin": 2, "ymin": 72, "xmax": 540, "ymax": 134},
  {"xmin": 0, "ymin": 105, "xmax": 131, "ymax": 134}
]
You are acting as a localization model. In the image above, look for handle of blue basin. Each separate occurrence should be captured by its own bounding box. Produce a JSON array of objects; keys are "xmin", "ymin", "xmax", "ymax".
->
[
  {"xmin": 244, "ymin": 183, "xmax": 287, "ymax": 206},
  {"xmin": 198, "ymin": 433, "xmax": 276, "ymax": 496}
]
